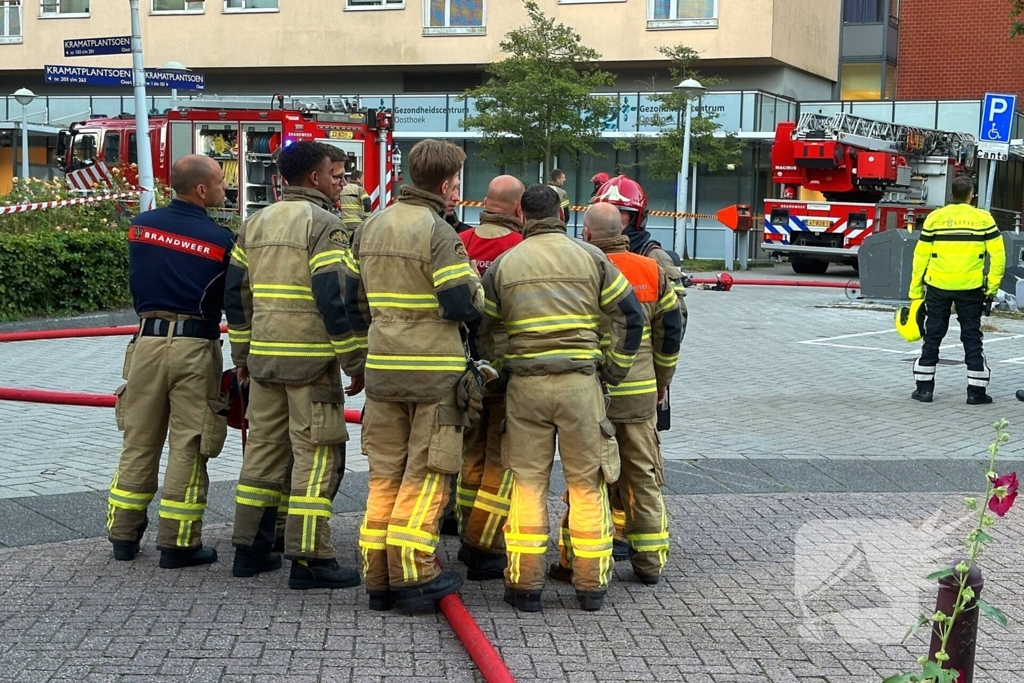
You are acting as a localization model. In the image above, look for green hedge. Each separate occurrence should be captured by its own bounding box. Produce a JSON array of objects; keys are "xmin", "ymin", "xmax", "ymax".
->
[{"xmin": 0, "ymin": 230, "xmax": 131, "ymax": 321}]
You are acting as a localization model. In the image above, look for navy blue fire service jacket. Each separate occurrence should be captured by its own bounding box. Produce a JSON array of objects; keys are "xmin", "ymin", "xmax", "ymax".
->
[{"xmin": 127, "ymin": 199, "xmax": 236, "ymax": 323}]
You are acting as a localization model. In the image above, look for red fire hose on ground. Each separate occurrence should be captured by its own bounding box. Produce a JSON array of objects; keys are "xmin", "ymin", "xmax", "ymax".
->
[
  {"xmin": 688, "ymin": 277, "xmax": 857, "ymax": 289},
  {"xmin": 0, "ymin": 325, "xmax": 516, "ymax": 683}
]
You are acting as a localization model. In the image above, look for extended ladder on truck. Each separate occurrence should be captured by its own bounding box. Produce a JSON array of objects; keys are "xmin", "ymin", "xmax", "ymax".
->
[{"xmin": 792, "ymin": 112, "xmax": 977, "ymax": 162}]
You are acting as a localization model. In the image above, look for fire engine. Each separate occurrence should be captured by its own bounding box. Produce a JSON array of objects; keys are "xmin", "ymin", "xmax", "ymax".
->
[
  {"xmin": 763, "ymin": 112, "xmax": 978, "ymax": 274},
  {"xmin": 57, "ymin": 97, "xmax": 399, "ymax": 221}
]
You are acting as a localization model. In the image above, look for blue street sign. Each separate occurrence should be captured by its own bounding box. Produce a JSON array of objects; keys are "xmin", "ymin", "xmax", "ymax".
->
[
  {"xmin": 980, "ymin": 93, "xmax": 1017, "ymax": 144},
  {"xmin": 44, "ymin": 65, "xmax": 205, "ymax": 91},
  {"xmin": 63, "ymin": 36, "xmax": 132, "ymax": 58}
]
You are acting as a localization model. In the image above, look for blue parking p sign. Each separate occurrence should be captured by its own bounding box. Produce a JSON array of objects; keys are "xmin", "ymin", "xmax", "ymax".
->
[{"xmin": 980, "ymin": 93, "xmax": 1017, "ymax": 144}]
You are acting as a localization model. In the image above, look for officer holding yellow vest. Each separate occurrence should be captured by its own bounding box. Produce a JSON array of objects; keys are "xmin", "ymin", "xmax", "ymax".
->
[
  {"xmin": 227, "ymin": 141, "xmax": 366, "ymax": 590},
  {"xmin": 909, "ymin": 175, "xmax": 1005, "ymax": 405}
]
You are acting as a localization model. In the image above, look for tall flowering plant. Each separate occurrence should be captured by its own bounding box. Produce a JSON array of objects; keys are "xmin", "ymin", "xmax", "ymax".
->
[{"xmin": 884, "ymin": 419, "xmax": 1017, "ymax": 683}]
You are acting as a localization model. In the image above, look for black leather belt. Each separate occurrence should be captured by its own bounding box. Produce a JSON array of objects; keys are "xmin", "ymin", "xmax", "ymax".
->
[{"xmin": 140, "ymin": 318, "xmax": 221, "ymax": 340}]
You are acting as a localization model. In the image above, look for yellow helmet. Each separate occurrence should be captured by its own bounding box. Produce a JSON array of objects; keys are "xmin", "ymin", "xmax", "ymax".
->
[{"xmin": 895, "ymin": 299, "xmax": 925, "ymax": 342}]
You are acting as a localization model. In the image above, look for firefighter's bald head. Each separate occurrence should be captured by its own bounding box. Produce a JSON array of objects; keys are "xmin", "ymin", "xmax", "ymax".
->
[
  {"xmin": 483, "ymin": 175, "xmax": 525, "ymax": 221},
  {"xmin": 171, "ymin": 155, "xmax": 227, "ymax": 208},
  {"xmin": 583, "ymin": 203, "xmax": 622, "ymax": 241}
]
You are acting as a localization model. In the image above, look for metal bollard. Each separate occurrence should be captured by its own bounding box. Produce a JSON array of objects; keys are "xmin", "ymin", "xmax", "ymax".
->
[
  {"xmin": 1014, "ymin": 213, "xmax": 1021, "ymax": 235},
  {"xmin": 928, "ymin": 562, "xmax": 984, "ymax": 683}
]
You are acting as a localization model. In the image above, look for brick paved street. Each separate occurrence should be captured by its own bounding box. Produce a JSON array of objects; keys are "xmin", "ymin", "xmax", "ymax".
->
[{"xmin": 2, "ymin": 278, "xmax": 1024, "ymax": 681}]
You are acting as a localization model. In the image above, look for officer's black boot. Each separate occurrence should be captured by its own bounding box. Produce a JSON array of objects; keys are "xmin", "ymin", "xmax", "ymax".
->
[
  {"xmin": 503, "ymin": 587, "xmax": 542, "ymax": 613},
  {"xmin": 967, "ymin": 387, "xmax": 993, "ymax": 405},
  {"xmin": 288, "ymin": 558, "xmax": 361, "ymax": 590},
  {"xmin": 612, "ymin": 538, "xmax": 631, "ymax": 561},
  {"xmin": 232, "ymin": 549, "xmax": 282, "ymax": 578},
  {"xmin": 112, "ymin": 516, "xmax": 148, "ymax": 561},
  {"xmin": 367, "ymin": 590, "xmax": 395, "ymax": 612},
  {"xmin": 272, "ymin": 537, "xmax": 285, "ymax": 553},
  {"xmin": 457, "ymin": 543, "xmax": 507, "ymax": 581},
  {"xmin": 393, "ymin": 571, "xmax": 464, "ymax": 611},
  {"xmin": 912, "ymin": 382, "xmax": 934, "ymax": 403},
  {"xmin": 159, "ymin": 545, "xmax": 218, "ymax": 569},
  {"xmin": 633, "ymin": 568, "xmax": 661, "ymax": 586},
  {"xmin": 547, "ymin": 562, "xmax": 573, "ymax": 583},
  {"xmin": 576, "ymin": 590, "xmax": 606, "ymax": 612}
]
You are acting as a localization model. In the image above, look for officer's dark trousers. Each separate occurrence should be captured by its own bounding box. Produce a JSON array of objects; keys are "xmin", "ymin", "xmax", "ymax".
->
[{"xmin": 914, "ymin": 286, "xmax": 989, "ymax": 394}]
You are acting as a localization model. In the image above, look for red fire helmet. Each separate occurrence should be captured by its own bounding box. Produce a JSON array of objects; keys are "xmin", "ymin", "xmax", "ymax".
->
[
  {"xmin": 591, "ymin": 172, "xmax": 611, "ymax": 185},
  {"xmin": 592, "ymin": 175, "xmax": 648, "ymax": 216}
]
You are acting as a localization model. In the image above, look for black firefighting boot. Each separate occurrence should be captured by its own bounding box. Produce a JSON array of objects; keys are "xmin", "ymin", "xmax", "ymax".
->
[
  {"xmin": 159, "ymin": 545, "xmax": 218, "ymax": 569},
  {"xmin": 547, "ymin": 562, "xmax": 573, "ymax": 583},
  {"xmin": 912, "ymin": 381, "xmax": 934, "ymax": 403},
  {"xmin": 457, "ymin": 543, "xmax": 507, "ymax": 581},
  {"xmin": 503, "ymin": 587, "xmax": 542, "ymax": 613},
  {"xmin": 612, "ymin": 538, "xmax": 631, "ymax": 561},
  {"xmin": 633, "ymin": 568, "xmax": 660, "ymax": 586},
  {"xmin": 272, "ymin": 537, "xmax": 285, "ymax": 553},
  {"xmin": 967, "ymin": 387, "xmax": 993, "ymax": 405},
  {"xmin": 367, "ymin": 590, "xmax": 395, "ymax": 612},
  {"xmin": 288, "ymin": 558, "xmax": 361, "ymax": 590},
  {"xmin": 112, "ymin": 516, "xmax": 148, "ymax": 561},
  {"xmin": 393, "ymin": 571, "xmax": 464, "ymax": 611},
  {"xmin": 232, "ymin": 549, "xmax": 282, "ymax": 578},
  {"xmin": 576, "ymin": 590, "xmax": 606, "ymax": 612}
]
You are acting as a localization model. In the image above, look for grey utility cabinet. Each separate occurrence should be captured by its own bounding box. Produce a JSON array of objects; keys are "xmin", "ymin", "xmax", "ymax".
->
[{"xmin": 859, "ymin": 229, "xmax": 921, "ymax": 300}]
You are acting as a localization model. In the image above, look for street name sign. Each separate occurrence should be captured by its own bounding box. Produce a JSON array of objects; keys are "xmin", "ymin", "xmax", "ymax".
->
[
  {"xmin": 44, "ymin": 66, "xmax": 205, "ymax": 91},
  {"xmin": 63, "ymin": 36, "xmax": 132, "ymax": 58}
]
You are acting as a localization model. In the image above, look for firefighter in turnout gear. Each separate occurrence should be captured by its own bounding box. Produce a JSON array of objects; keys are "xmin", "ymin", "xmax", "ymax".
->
[
  {"xmin": 547, "ymin": 169, "xmax": 571, "ymax": 222},
  {"xmin": 345, "ymin": 139, "xmax": 484, "ymax": 612},
  {"xmin": 593, "ymin": 174, "xmax": 687, "ymax": 556},
  {"xmin": 455, "ymin": 175, "xmax": 526, "ymax": 581},
  {"xmin": 477, "ymin": 185, "xmax": 645, "ymax": 613},
  {"xmin": 107, "ymin": 155, "xmax": 234, "ymax": 568},
  {"xmin": 909, "ymin": 175, "xmax": 1005, "ymax": 405},
  {"xmin": 550, "ymin": 203, "xmax": 683, "ymax": 585},
  {"xmin": 339, "ymin": 169, "xmax": 372, "ymax": 230},
  {"xmin": 227, "ymin": 141, "xmax": 365, "ymax": 590}
]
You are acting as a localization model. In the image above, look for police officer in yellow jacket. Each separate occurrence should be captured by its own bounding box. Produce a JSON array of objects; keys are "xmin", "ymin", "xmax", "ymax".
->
[
  {"xmin": 227, "ymin": 141, "xmax": 366, "ymax": 590},
  {"xmin": 344, "ymin": 139, "xmax": 484, "ymax": 612},
  {"xmin": 478, "ymin": 185, "xmax": 645, "ymax": 613},
  {"xmin": 550, "ymin": 203, "xmax": 683, "ymax": 585},
  {"xmin": 910, "ymin": 175, "xmax": 1005, "ymax": 405},
  {"xmin": 339, "ymin": 169, "xmax": 372, "ymax": 230}
]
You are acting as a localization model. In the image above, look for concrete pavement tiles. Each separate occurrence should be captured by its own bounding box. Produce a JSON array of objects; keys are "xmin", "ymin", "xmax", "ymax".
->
[{"xmin": 1, "ymin": 494, "xmax": 1022, "ymax": 683}]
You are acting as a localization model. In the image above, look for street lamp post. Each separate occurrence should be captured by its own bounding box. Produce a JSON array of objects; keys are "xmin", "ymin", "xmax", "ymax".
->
[
  {"xmin": 674, "ymin": 78, "xmax": 705, "ymax": 262},
  {"xmin": 129, "ymin": 0, "xmax": 156, "ymax": 212},
  {"xmin": 13, "ymin": 88, "xmax": 36, "ymax": 180}
]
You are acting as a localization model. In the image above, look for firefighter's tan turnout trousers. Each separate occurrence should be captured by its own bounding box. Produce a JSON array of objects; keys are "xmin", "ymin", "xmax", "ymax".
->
[
  {"xmin": 107, "ymin": 331, "xmax": 227, "ymax": 551},
  {"xmin": 457, "ymin": 394, "xmax": 511, "ymax": 556},
  {"xmin": 231, "ymin": 363, "xmax": 347, "ymax": 560},
  {"xmin": 567, "ymin": 416, "xmax": 669, "ymax": 576},
  {"xmin": 504, "ymin": 372, "xmax": 618, "ymax": 593},
  {"xmin": 358, "ymin": 389, "xmax": 465, "ymax": 591}
]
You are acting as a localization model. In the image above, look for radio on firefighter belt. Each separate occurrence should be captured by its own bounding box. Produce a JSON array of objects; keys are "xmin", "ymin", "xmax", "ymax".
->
[{"xmin": 220, "ymin": 368, "xmax": 249, "ymax": 448}]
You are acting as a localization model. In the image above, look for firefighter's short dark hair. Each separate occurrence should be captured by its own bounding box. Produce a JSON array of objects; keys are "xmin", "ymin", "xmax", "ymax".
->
[
  {"xmin": 278, "ymin": 141, "xmax": 330, "ymax": 184},
  {"xmin": 520, "ymin": 184, "xmax": 561, "ymax": 221},
  {"xmin": 349, "ymin": 170, "xmax": 363, "ymax": 182},
  {"xmin": 408, "ymin": 139, "xmax": 465, "ymax": 192},
  {"xmin": 319, "ymin": 143, "xmax": 348, "ymax": 164},
  {"xmin": 951, "ymin": 175, "xmax": 975, "ymax": 203},
  {"xmin": 549, "ymin": 169, "xmax": 565, "ymax": 183}
]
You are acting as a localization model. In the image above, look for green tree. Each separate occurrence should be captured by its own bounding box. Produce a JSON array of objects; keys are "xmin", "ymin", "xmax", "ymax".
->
[
  {"xmin": 636, "ymin": 45, "xmax": 744, "ymax": 181},
  {"xmin": 1012, "ymin": 0, "xmax": 1023, "ymax": 36},
  {"xmin": 460, "ymin": 0, "xmax": 616, "ymax": 177}
]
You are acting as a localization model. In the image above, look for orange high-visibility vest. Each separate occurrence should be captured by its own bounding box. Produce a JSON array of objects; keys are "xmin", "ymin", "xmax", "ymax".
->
[{"xmin": 607, "ymin": 251, "xmax": 660, "ymax": 304}]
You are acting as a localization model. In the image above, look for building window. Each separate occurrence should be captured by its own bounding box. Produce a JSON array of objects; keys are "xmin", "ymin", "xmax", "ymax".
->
[
  {"xmin": 347, "ymin": 0, "xmax": 403, "ymax": 8},
  {"xmin": 153, "ymin": 0, "xmax": 204, "ymax": 12},
  {"xmin": 424, "ymin": 0, "xmax": 485, "ymax": 35},
  {"xmin": 40, "ymin": 0, "xmax": 89, "ymax": 17},
  {"xmin": 224, "ymin": 0, "xmax": 277, "ymax": 11},
  {"xmin": 647, "ymin": 0, "xmax": 718, "ymax": 30},
  {"xmin": 0, "ymin": 0, "xmax": 21, "ymax": 43},
  {"xmin": 839, "ymin": 62, "xmax": 884, "ymax": 100},
  {"xmin": 843, "ymin": 0, "xmax": 884, "ymax": 23}
]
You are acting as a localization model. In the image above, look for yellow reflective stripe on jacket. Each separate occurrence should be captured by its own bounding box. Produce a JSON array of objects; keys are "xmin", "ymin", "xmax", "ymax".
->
[
  {"xmin": 252, "ymin": 284, "xmax": 315, "ymax": 301},
  {"xmin": 606, "ymin": 378, "xmax": 657, "ymax": 396},
  {"xmin": 484, "ymin": 298, "xmax": 501, "ymax": 319},
  {"xmin": 655, "ymin": 289, "xmax": 679, "ymax": 314},
  {"xmin": 506, "ymin": 314, "xmax": 599, "ymax": 335},
  {"xmin": 309, "ymin": 250, "xmax": 348, "ymax": 272},
  {"xmin": 365, "ymin": 353, "xmax": 467, "ymax": 371},
  {"xmin": 228, "ymin": 329, "xmax": 251, "ymax": 343},
  {"xmin": 342, "ymin": 252, "xmax": 361, "ymax": 275},
  {"xmin": 250, "ymin": 340, "xmax": 335, "ymax": 357},
  {"xmin": 654, "ymin": 351, "xmax": 679, "ymax": 367},
  {"xmin": 331, "ymin": 337, "xmax": 363, "ymax": 354},
  {"xmin": 606, "ymin": 347, "xmax": 637, "ymax": 368},
  {"xmin": 231, "ymin": 244, "xmax": 248, "ymax": 268},
  {"xmin": 366, "ymin": 292, "xmax": 438, "ymax": 309},
  {"xmin": 600, "ymin": 273, "xmax": 630, "ymax": 306},
  {"xmin": 504, "ymin": 348, "xmax": 603, "ymax": 361},
  {"xmin": 433, "ymin": 262, "xmax": 477, "ymax": 288}
]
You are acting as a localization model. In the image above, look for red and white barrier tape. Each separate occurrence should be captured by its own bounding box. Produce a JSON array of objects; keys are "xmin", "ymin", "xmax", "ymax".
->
[{"xmin": 0, "ymin": 191, "xmax": 141, "ymax": 216}]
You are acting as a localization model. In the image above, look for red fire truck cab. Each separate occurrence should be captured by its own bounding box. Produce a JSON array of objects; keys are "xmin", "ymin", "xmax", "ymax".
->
[{"xmin": 57, "ymin": 98, "xmax": 399, "ymax": 221}]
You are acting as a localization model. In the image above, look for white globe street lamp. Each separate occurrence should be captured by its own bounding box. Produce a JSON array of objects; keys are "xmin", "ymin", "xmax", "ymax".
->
[
  {"xmin": 12, "ymin": 88, "xmax": 36, "ymax": 179},
  {"xmin": 674, "ymin": 78, "xmax": 705, "ymax": 261}
]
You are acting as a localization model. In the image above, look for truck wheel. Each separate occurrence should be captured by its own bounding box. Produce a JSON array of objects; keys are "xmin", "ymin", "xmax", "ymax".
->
[{"xmin": 791, "ymin": 258, "xmax": 829, "ymax": 275}]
